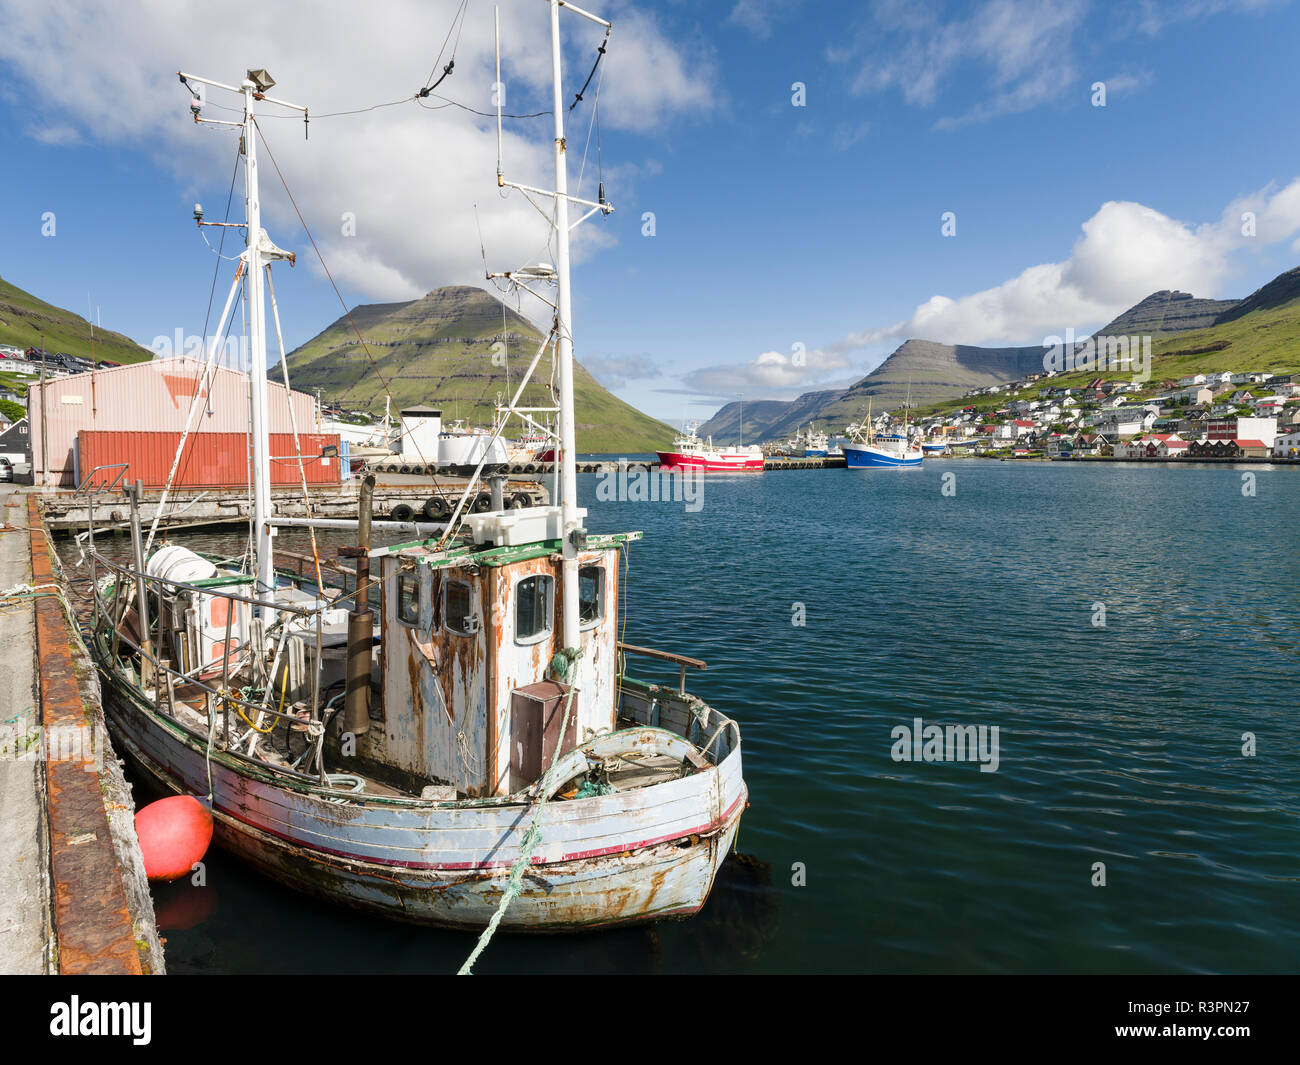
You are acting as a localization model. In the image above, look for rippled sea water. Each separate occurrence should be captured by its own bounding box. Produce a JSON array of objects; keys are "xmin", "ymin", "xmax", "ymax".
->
[{"xmin": 64, "ymin": 459, "xmax": 1300, "ymax": 973}]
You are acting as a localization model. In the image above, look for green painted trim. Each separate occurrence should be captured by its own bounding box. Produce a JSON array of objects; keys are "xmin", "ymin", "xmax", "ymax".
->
[
  {"xmin": 380, "ymin": 530, "xmax": 644, "ymax": 571},
  {"xmin": 190, "ymin": 574, "xmax": 255, "ymax": 588}
]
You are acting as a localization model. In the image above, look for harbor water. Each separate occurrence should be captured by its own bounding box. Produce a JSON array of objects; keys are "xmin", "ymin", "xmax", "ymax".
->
[{"xmin": 61, "ymin": 459, "xmax": 1300, "ymax": 973}]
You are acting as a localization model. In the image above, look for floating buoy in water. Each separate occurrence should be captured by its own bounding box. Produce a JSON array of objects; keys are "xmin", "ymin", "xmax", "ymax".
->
[{"xmin": 135, "ymin": 795, "xmax": 213, "ymax": 882}]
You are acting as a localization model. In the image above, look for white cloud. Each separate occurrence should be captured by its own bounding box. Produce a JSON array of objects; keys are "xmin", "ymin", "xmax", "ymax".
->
[
  {"xmin": 726, "ymin": 1, "xmax": 793, "ymax": 39},
  {"xmin": 682, "ymin": 346, "xmax": 852, "ymax": 399},
  {"xmin": 828, "ymin": 179, "xmax": 1300, "ymax": 354},
  {"xmin": 583, "ymin": 351, "xmax": 662, "ymax": 389},
  {"xmin": 30, "ymin": 124, "xmax": 81, "ymax": 146},
  {"xmin": 835, "ymin": 0, "xmax": 1087, "ymax": 125},
  {"xmin": 0, "ymin": 0, "xmax": 716, "ymax": 317},
  {"xmin": 1131, "ymin": 0, "xmax": 1282, "ymax": 36},
  {"xmin": 1098, "ymin": 71, "xmax": 1154, "ymax": 97},
  {"xmin": 833, "ymin": 121, "xmax": 871, "ymax": 150},
  {"xmin": 832, "ymin": 0, "xmax": 1259, "ymax": 129},
  {"xmin": 677, "ymin": 179, "xmax": 1300, "ymax": 401}
]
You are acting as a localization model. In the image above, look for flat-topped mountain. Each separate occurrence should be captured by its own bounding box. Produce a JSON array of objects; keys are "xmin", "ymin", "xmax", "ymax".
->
[{"xmin": 285, "ymin": 285, "xmax": 673, "ymax": 452}]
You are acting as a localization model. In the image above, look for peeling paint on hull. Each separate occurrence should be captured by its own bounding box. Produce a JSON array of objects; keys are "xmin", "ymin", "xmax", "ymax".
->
[{"xmin": 99, "ymin": 666, "xmax": 746, "ymax": 930}]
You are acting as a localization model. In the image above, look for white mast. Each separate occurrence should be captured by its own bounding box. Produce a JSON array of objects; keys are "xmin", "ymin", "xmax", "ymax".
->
[
  {"xmin": 241, "ymin": 76, "xmax": 275, "ymax": 603},
  {"xmin": 494, "ymin": 2, "xmax": 613, "ymax": 651},
  {"xmin": 180, "ymin": 69, "xmax": 306, "ymax": 608},
  {"xmin": 547, "ymin": 0, "xmax": 581, "ymax": 652}
]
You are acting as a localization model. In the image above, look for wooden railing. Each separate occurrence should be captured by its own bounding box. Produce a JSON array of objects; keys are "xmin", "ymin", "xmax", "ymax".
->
[{"xmin": 617, "ymin": 641, "xmax": 706, "ymax": 694}]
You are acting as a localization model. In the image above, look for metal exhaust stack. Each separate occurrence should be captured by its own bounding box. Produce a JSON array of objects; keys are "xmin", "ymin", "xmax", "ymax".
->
[{"xmin": 341, "ymin": 474, "xmax": 375, "ymax": 738}]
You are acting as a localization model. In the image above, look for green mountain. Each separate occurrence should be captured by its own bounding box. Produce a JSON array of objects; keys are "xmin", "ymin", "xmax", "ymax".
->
[
  {"xmin": 701, "ymin": 269, "xmax": 1300, "ymax": 442},
  {"xmin": 0, "ymin": 276, "xmax": 151, "ymax": 365},
  {"xmin": 285, "ymin": 285, "xmax": 674, "ymax": 453}
]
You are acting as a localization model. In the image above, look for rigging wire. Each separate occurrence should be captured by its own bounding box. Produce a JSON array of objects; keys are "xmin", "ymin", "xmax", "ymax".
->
[
  {"xmin": 573, "ymin": 57, "xmax": 605, "ymax": 202},
  {"xmin": 175, "ymin": 34, "xmax": 552, "ymax": 124},
  {"xmin": 201, "ymin": 145, "xmax": 242, "ymax": 341},
  {"xmin": 420, "ymin": 0, "xmax": 471, "ymax": 95},
  {"xmin": 251, "ymin": 119, "xmax": 444, "ymax": 493},
  {"xmin": 416, "ymin": 93, "xmax": 551, "ymax": 120}
]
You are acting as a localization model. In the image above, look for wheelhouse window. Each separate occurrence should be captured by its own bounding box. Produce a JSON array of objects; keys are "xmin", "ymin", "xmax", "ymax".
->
[
  {"xmin": 515, "ymin": 574, "xmax": 554, "ymax": 644},
  {"xmin": 579, "ymin": 565, "xmax": 605, "ymax": 628},
  {"xmin": 444, "ymin": 579, "xmax": 476, "ymax": 636},
  {"xmin": 396, "ymin": 573, "xmax": 419, "ymax": 626}
]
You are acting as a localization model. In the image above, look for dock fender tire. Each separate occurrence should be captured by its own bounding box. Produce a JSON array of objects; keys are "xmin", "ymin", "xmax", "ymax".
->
[
  {"xmin": 390, "ymin": 503, "xmax": 415, "ymax": 522},
  {"xmin": 508, "ymin": 493, "xmax": 529, "ymax": 509},
  {"xmin": 422, "ymin": 496, "xmax": 449, "ymax": 521},
  {"xmin": 472, "ymin": 494, "xmax": 492, "ymax": 513}
]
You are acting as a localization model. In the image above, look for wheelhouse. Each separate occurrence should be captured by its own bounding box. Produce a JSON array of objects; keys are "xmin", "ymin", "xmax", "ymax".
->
[{"xmin": 349, "ymin": 529, "xmax": 633, "ymax": 798}]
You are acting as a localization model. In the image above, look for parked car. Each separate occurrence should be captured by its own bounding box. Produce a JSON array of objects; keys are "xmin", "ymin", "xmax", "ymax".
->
[{"xmin": 0, "ymin": 458, "xmax": 13, "ymax": 483}]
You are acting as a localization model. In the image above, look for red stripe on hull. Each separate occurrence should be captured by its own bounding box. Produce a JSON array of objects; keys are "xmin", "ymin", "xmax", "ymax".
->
[{"xmin": 656, "ymin": 452, "xmax": 764, "ymax": 472}]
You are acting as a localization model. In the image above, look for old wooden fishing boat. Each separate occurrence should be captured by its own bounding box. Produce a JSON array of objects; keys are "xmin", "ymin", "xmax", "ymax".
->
[{"xmin": 82, "ymin": 1, "xmax": 745, "ymax": 953}]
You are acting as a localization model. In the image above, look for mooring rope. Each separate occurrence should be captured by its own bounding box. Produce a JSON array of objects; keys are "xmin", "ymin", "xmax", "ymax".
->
[{"xmin": 458, "ymin": 649, "xmax": 583, "ymax": 976}]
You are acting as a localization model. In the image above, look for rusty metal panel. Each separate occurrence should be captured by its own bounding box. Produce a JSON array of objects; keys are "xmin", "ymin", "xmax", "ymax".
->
[
  {"xmin": 509, "ymin": 681, "xmax": 577, "ymax": 782},
  {"xmin": 75, "ymin": 430, "xmax": 341, "ymax": 488},
  {"xmin": 31, "ymin": 356, "xmax": 317, "ymax": 486},
  {"xmin": 378, "ymin": 558, "xmax": 490, "ymax": 794}
]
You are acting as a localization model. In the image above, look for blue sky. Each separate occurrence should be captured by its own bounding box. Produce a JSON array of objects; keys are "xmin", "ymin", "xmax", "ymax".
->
[{"xmin": 2, "ymin": 0, "xmax": 1299, "ymax": 424}]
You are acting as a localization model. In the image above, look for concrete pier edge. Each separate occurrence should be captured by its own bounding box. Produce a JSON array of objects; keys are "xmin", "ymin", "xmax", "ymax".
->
[{"xmin": 24, "ymin": 494, "xmax": 163, "ymax": 975}]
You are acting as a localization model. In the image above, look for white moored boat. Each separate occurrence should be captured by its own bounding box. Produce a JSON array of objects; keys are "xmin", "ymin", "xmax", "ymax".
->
[{"xmin": 84, "ymin": 3, "xmax": 746, "ymax": 960}]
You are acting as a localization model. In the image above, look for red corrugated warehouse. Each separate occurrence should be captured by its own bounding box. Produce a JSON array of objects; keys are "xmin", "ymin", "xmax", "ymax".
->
[
  {"xmin": 29, "ymin": 356, "xmax": 319, "ymax": 487},
  {"xmin": 76, "ymin": 430, "xmax": 342, "ymax": 489}
]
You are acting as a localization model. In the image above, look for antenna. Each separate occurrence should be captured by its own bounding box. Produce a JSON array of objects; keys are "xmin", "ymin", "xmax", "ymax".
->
[{"xmin": 494, "ymin": 5, "xmax": 503, "ymax": 184}]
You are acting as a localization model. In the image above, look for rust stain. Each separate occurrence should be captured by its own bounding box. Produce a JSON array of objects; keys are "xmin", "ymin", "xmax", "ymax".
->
[{"xmin": 27, "ymin": 497, "xmax": 144, "ymax": 975}]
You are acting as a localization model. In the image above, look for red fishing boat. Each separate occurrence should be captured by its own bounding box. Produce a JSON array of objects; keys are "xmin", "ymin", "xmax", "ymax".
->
[{"xmin": 657, "ymin": 422, "xmax": 764, "ymax": 472}]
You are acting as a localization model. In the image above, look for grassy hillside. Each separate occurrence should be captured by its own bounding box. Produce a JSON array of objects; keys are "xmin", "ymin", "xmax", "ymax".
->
[
  {"xmin": 908, "ymin": 286, "xmax": 1300, "ymax": 421},
  {"xmin": 0, "ymin": 276, "xmax": 151, "ymax": 365},
  {"xmin": 286, "ymin": 285, "xmax": 674, "ymax": 453}
]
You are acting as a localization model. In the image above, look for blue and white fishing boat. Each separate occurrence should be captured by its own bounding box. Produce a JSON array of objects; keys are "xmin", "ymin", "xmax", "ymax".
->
[
  {"xmin": 83, "ymin": 2, "xmax": 745, "ymax": 960},
  {"xmin": 844, "ymin": 432, "xmax": 924, "ymax": 467},
  {"xmin": 842, "ymin": 400, "xmax": 923, "ymax": 468},
  {"xmin": 921, "ymin": 438, "xmax": 950, "ymax": 455}
]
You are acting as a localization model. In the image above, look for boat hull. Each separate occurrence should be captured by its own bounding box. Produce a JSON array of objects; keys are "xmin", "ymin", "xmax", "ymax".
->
[
  {"xmin": 98, "ymin": 663, "xmax": 745, "ymax": 931},
  {"xmin": 843, "ymin": 442, "xmax": 923, "ymax": 468},
  {"xmin": 656, "ymin": 450, "xmax": 764, "ymax": 472}
]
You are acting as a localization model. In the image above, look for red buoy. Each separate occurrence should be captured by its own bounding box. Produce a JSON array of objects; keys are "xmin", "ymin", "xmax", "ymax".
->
[{"xmin": 135, "ymin": 795, "xmax": 213, "ymax": 882}]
